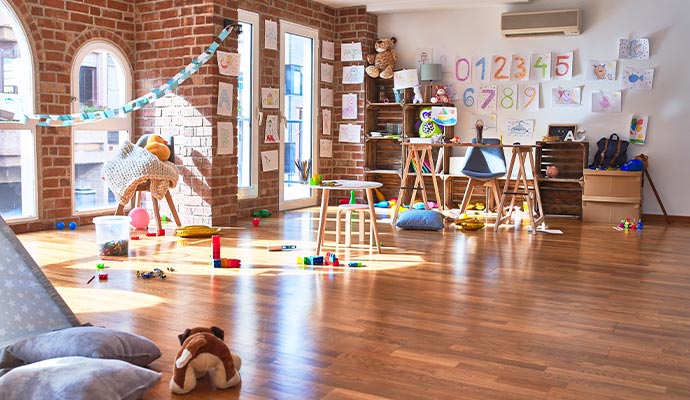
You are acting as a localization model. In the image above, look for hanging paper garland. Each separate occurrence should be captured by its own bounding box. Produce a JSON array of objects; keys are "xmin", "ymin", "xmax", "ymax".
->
[{"xmin": 29, "ymin": 26, "xmax": 234, "ymax": 127}]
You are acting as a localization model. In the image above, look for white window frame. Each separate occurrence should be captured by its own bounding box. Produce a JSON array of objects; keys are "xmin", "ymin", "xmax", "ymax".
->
[
  {"xmin": 70, "ymin": 40, "xmax": 132, "ymax": 215},
  {"xmin": 0, "ymin": 0, "xmax": 37, "ymax": 222},
  {"xmin": 237, "ymin": 10, "xmax": 260, "ymax": 199}
]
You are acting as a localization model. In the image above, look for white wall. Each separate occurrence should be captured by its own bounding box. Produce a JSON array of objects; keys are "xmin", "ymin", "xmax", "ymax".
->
[{"xmin": 379, "ymin": 0, "xmax": 690, "ymax": 217}]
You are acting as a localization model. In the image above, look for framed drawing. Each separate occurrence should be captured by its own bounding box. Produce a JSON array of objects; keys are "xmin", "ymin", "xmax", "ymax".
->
[{"xmin": 547, "ymin": 124, "xmax": 577, "ymax": 142}]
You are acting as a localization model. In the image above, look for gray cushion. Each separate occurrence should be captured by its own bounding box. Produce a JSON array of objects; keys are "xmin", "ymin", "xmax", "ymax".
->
[
  {"xmin": 395, "ymin": 210, "xmax": 445, "ymax": 230},
  {"xmin": 7, "ymin": 327, "xmax": 161, "ymax": 366},
  {"xmin": 0, "ymin": 356, "xmax": 161, "ymax": 400}
]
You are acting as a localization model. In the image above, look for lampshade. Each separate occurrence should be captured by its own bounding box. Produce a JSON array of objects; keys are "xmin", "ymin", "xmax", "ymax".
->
[
  {"xmin": 420, "ymin": 63, "xmax": 443, "ymax": 82},
  {"xmin": 393, "ymin": 69, "xmax": 419, "ymax": 90}
]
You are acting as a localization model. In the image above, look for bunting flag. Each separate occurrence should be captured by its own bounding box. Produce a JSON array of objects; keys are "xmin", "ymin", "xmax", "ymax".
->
[{"xmin": 28, "ymin": 26, "xmax": 234, "ymax": 127}]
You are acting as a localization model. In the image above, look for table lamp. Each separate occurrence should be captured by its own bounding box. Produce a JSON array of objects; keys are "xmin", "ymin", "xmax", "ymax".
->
[{"xmin": 420, "ymin": 63, "xmax": 443, "ymax": 103}]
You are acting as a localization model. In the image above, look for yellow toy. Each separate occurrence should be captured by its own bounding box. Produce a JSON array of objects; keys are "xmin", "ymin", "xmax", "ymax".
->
[{"xmin": 146, "ymin": 134, "xmax": 171, "ymax": 162}]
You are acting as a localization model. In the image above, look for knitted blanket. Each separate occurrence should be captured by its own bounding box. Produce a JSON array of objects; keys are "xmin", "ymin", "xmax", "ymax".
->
[{"xmin": 102, "ymin": 141, "xmax": 179, "ymax": 205}]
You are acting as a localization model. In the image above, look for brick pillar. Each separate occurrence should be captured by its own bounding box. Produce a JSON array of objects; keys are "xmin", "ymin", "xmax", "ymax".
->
[{"xmin": 134, "ymin": 0, "xmax": 239, "ymax": 226}]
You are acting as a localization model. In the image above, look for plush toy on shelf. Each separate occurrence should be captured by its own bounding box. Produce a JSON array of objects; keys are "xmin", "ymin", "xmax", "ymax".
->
[
  {"xmin": 170, "ymin": 326, "xmax": 242, "ymax": 394},
  {"xmin": 430, "ymin": 86, "xmax": 450, "ymax": 104},
  {"xmin": 365, "ymin": 37, "xmax": 398, "ymax": 79},
  {"xmin": 145, "ymin": 134, "xmax": 171, "ymax": 162}
]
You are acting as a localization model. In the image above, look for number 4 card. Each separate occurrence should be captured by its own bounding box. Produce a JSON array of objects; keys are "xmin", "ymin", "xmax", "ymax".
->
[{"xmin": 531, "ymin": 52, "xmax": 551, "ymax": 81}]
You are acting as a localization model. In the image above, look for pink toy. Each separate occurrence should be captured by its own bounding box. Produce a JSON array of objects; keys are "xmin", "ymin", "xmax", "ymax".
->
[{"xmin": 128, "ymin": 207, "xmax": 150, "ymax": 230}]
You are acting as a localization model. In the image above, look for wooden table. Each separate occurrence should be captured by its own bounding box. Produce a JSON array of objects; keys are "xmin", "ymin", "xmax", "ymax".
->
[{"xmin": 310, "ymin": 180, "xmax": 383, "ymax": 254}]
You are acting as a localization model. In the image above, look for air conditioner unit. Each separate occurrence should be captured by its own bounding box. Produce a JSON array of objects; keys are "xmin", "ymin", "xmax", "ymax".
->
[{"xmin": 501, "ymin": 9, "xmax": 581, "ymax": 37}]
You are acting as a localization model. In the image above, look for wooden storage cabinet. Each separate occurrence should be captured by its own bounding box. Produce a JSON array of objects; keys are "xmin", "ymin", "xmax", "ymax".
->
[
  {"xmin": 535, "ymin": 141, "xmax": 589, "ymax": 218},
  {"xmin": 582, "ymin": 170, "xmax": 642, "ymax": 223}
]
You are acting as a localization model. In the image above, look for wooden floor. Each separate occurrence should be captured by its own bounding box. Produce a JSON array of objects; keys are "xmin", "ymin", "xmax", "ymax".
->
[{"xmin": 16, "ymin": 209, "xmax": 690, "ymax": 400}]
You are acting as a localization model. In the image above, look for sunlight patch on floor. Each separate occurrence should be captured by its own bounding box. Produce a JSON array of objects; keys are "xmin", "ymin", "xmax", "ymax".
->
[{"xmin": 56, "ymin": 287, "xmax": 165, "ymax": 313}]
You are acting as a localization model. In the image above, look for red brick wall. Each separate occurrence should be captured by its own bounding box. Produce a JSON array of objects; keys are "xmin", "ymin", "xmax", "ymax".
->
[
  {"xmin": 7, "ymin": 0, "xmax": 135, "ymax": 233},
  {"xmin": 6, "ymin": 0, "xmax": 378, "ymax": 232}
]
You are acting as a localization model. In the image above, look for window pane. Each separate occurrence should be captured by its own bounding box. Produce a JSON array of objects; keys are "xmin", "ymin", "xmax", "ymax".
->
[
  {"xmin": 73, "ymin": 130, "xmax": 127, "ymax": 212},
  {"xmin": 237, "ymin": 21, "xmax": 252, "ymax": 189},
  {"xmin": 78, "ymin": 51, "xmax": 124, "ymax": 113},
  {"xmin": 0, "ymin": 129, "xmax": 36, "ymax": 219}
]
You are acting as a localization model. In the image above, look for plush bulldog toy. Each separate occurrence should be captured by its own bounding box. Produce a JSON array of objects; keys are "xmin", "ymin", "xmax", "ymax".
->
[{"xmin": 170, "ymin": 326, "xmax": 242, "ymax": 394}]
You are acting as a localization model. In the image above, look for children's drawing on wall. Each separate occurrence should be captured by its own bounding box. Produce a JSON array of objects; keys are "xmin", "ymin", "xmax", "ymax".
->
[
  {"xmin": 393, "ymin": 69, "xmax": 419, "ymax": 90},
  {"xmin": 629, "ymin": 115, "xmax": 648, "ymax": 145},
  {"xmin": 264, "ymin": 20, "xmax": 278, "ymax": 50},
  {"xmin": 320, "ymin": 88, "xmax": 333, "ymax": 107},
  {"xmin": 622, "ymin": 67, "xmax": 654, "ymax": 90},
  {"xmin": 443, "ymin": 83, "xmax": 459, "ymax": 101},
  {"xmin": 342, "ymin": 93, "xmax": 358, "ymax": 120},
  {"xmin": 321, "ymin": 63, "xmax": 333, "ymax": 83},
  {"xmin": 216, "ymin": 51, "xmax": 240, "ymax": 76},
  {"xmin": 510, "ymin": 54, "xmax": 530, "ymax": 81},
  {"xmin": 320, "ymin": 139, "xmax": 333, "ymax": 158},
  {"xmin": 505, "ymin": 119, "xmax": 535, "ymax": 138},
  {"xmin": 217, "ymin": 122, "xmax": 234, "ymax": 155},
  {"xmin": 619, "ymin": 38, "xmax": 650, "ymax": 60},
  {"xmin": 519, "ymin": 83, "xmax": 540, "ymax": 111},
  {"xmin": 415, "ymin": 47, "xmax": 432, "ymax": 72},
  {"xmin": 478, "ymin": 84, "xmax": 497, "ymax": 112},
  {"xmin": 338, "ymin": 124, "xmax": 361, "ymax": 143},
  {"xmin": 552, "ymin": 52, "xmax": 574, "ymax": 80},
  {"xmin": 217, "ymin": 82, "xmax": 234, "ymax": 116},
  {"xmin": 551, "ymin": 87, "xmax": 581, "ymax": 107},
  {"xmin": 430, "ymin": 106, "xmax": 457, "ymax": 127},
  {"xmin": 592, "ymin": 91, "xmax": 621, "ymax": 113},
  {"xmin": 434, "ymin": 47, "xmax": 452, "ymax": 73},
  {"xmin": 261, "ymin": 150, "xmax": 279, "ymax": 172},
  {"xmin": 264, "ymin": 115, "xmax": 280, "ymax": 143},
  {"xmin": 530, "ymin": 52, "xmax": 552, "ymax": 81},
  {"xmin": 471, "ymin": 114, "xmax": 497, "ymax": 137},
  {"xmin": 498, "ymin": 84, "xmax": 518, "ymax": 112},
  {"xmin": 342, "ymin": 65, "xmax": 364, "ymax": 84},
  {"xmin": 322, "ymin": 108, "xmax": 331, "ymax": 135},
  {"xmin": 341, "ymin": 42, "xmax": 363, "ymax": 62},
  {"xmin": 261, "ymin": 88, "xmax": 279, "ymax": 109},
  {"xmin": 322, "ymin": 40, "xmax": 335, "ymax": 60},
  {"xmin": 586, "ymin": 60, "xmax": 616, "ymax": 81}
]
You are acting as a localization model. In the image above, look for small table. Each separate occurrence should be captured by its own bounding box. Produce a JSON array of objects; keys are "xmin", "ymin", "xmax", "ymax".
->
[{"xmin": 310, "ymin": 180, "xmax": 383, "ymax": 254}]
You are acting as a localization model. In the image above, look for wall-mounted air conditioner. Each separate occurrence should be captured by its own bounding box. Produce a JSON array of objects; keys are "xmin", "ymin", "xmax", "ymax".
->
[{"xmin": 501, "ymin": 9, "xmax": 581, "ymax": 37}]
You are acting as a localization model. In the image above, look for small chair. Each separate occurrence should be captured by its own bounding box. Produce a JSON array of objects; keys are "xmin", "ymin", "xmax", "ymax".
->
[
  {"xmin": 458, "ymin": 138, "xmax": 507, "ymax": 214},
  {"xmin": 335, "ymin": 204, "xmax": 374, "ymax": 248},
  {"xmin": 114, "ymin": 134, "xmax": 181, "ymax": 231}
]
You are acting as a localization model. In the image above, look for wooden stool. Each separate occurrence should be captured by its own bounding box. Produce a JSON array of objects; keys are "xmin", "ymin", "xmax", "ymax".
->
[{"xmin": 335, "ymin": 204, "xmax": 374, "ymax": 248}]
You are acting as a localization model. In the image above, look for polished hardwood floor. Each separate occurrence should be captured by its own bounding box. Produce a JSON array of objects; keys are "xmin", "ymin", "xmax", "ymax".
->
[{"xmin": 16, "ymin": 208, "xmax": 690, "ymax": 399}]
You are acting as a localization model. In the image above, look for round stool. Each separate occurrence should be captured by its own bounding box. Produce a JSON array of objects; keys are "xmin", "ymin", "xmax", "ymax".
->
[{"xmin": 335, "ymin": 204, "xmax": 374, "ymax": 248}]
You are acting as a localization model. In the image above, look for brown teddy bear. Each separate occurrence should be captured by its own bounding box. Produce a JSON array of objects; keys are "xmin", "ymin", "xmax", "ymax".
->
[
  {"xmin": 366, "ymin": 37, "xmax": 398, "ymax": 79},
  {"xmin": 170, "ymin": 326, "xmax": 242, "ymax": 395}
]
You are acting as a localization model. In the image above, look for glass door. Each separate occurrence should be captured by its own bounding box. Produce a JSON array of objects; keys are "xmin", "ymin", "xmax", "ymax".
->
[{"xmin": 279, "ymin": 21, "xmax": 318, "ymax": 210}]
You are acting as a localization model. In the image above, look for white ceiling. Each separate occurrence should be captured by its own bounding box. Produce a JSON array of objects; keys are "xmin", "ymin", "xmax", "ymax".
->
[{"xmin": 316, "ymin": 0, "xmax": 531, "ymax": 14}]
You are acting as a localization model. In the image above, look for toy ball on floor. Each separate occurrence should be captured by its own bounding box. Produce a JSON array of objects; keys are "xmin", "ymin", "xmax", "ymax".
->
[
  {"xmin": 128, "ymin": 207, "xmax": 150, "ymax": 230},
  {"xmin": 68, "ymin": 221, "xmax": 78, "ymax": 230},
  {"xmin": 252, "ymin": 218, "xmax": 260, "ymax": 227},
  {"xmin": 56, "ymin": 221, "xmax": 65, "ymax": 230}
]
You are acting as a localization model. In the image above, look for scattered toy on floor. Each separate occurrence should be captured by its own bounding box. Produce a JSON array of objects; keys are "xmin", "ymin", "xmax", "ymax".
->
[
  {"xmin": 68, "ymin": 221, "xmax": 78, "ymax": 230},
  {"xmin": 170, "ymin": 326, "xmax": 242, "ymax": 395},
  {"xmin": 252, "ymin": 218, "xmax": 260, "ymax": 227},
  {"xmin": 56, "ymin": 221, "xmax": 65, "ymax": 230},
  {"xmin": 267, "ymin": 244, "xmax": 297, "ymax": 251},
  {"xmin": 251, "ymin": 209, "xmax": 272, "ymax": 218},
  {"xmin": 175, "ymin": 225, "xmax": 221, "ymax": 238}
]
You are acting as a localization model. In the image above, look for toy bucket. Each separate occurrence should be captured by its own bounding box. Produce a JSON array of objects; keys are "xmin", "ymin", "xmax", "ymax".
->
[{"xmin": 93, "ymin": 216, "xmax": 130, "ymax": 257}]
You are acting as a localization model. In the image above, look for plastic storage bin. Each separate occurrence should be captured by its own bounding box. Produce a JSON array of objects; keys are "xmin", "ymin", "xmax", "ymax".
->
[{"xmin": 93, "ymin": 216, "xmax": 131, "ymax": 257}]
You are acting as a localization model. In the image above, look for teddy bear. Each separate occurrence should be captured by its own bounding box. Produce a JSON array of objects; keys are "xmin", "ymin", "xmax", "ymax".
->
[
  {"xmin": 430, "ymin": 87, "xmax": 450, "ymax": 104},
  {"xmin": 145, "ymin": 134, "xmax": 171, "ymax": 162},
  {"xmin": 365, "ymin": 37, "xmax": 398, "ymax": 79},
  {"xmin": 170, "ymin": 326, "xmax": 242, "ymax": 395}
]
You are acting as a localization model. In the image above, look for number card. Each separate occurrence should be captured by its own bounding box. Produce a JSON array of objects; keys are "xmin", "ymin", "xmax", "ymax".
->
[
  {"xmin": 553, "ymin": 52, "xmax": 573, "ymax": 80},
  {"xmin": 491, "ymin": 55, "xmax": 511, "ymax": 81},
  {"xmin": 454, "ymin": 56, "xmax": 472, "ymax": 82},
  {"xmin": 530, "ymin": 52, "xmax": 551, "ymax": 81},
  {"xmin": 461, "ymin": 86, "xmax": 477, "ymax": 111},
  {"xmin": 498, "ymin": 84, "xmax": 518, "ymax": 112},
  {"xmin": 473, "ymin": 56, "xmax": 490, "ymax": 82},
  {"xmin": 510, "ymin": 54, "xmax": 530, "ymax": 81},
  {"xmin": 519, "ymin": 84, "xmax": 540, "ymax": 112},
  {"xmin": 478, "ymin": 84, "xmax": 497, "ymax": 112}
]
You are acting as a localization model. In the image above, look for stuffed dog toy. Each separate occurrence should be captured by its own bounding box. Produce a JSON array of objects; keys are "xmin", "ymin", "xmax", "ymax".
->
[{"xmin": 170, "ymin": 326, "xmax": 242, "ymax": 394}]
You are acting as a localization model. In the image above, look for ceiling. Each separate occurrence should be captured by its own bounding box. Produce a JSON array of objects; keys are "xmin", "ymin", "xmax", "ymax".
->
[{"xmin": 315, "ymin": 0, "xmax": 531, "ymax": 14}]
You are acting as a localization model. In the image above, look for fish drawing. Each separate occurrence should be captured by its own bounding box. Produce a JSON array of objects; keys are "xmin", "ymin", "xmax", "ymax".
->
[{"xmin": 628, "ymin": 73, "xmax": 644, "ymax": 83}]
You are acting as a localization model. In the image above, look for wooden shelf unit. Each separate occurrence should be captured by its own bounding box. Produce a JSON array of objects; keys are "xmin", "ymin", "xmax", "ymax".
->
[{"xmin": 535, "ymin": 141, "xmax": 589, "ymax": 218}]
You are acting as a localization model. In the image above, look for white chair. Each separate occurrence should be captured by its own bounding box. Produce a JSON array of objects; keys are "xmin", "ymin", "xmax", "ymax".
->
[{"xmin": 335, "ymin": 204, "xmax": 374, "ymax": 248}]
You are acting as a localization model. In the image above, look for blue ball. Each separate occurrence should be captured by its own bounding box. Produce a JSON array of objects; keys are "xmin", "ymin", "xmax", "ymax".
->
[
  {"xmin": 68, "ymin": 221, "xmax": 78, "ymax": 230},
  {"xmin": 56, "ymin": 221, "xmax": 65, "ymax": 230}
]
